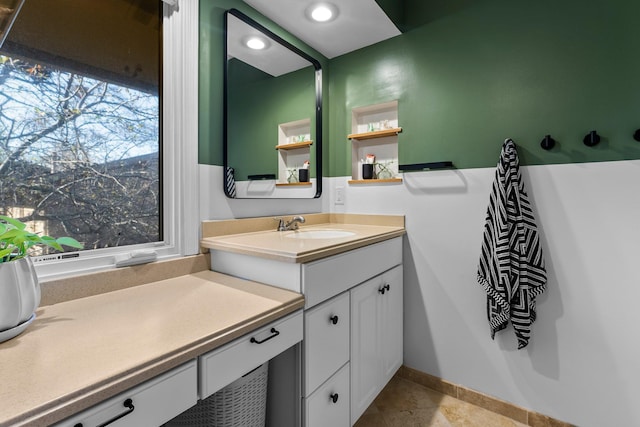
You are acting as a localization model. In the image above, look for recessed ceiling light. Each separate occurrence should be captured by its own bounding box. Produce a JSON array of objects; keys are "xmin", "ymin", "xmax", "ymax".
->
[
  {"xmin": 245, "ymin": 36, "xmax": 268, "ymax": 50},
  {"xmin": 307, "ymin": 3, "xmax": 338, "ymax": 23}
]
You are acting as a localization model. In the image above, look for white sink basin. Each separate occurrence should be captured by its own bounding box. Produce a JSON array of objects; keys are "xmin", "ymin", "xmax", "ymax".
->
[{"xmin": 285, "ymin": 230, "xmax": 356, "ymax": 239}]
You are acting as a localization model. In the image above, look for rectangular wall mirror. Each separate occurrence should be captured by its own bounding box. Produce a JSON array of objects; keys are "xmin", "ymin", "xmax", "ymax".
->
[{"xmin": 224, "ymin": 8, "xmax": 322, "ymax": 199}]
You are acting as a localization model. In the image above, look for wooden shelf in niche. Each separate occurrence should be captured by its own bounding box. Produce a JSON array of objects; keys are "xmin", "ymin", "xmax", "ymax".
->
[
  {"xmin": 275, "ymin": 141, "xmax": 313, "ymax": 150},
  {"xmin": 349, "ymin": 100, "xmax": 401, "ymax": 182},
  {"xmin": 277, "ymin": 118, "xmax": 312, "ymax": 184},
  {"xmin": 348, "ymin": 178, "xmax": 403, "ymax": 185},
  {"xmin": 275, "ymin": 182, "xmax": 312, "ymax": 187},
  {"xmin": 348, "ymin": 128, "xmax": 402, "ymax": 141}
]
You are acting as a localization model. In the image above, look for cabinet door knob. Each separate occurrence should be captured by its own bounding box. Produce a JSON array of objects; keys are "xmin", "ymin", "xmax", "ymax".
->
[
  {"xmin": 330, "ymin": 315, "xmax": 339, "ymax": 325},
  {"xmin": 330, "ymin": 393, "xmax": 339, "ymax": 403},
  {"xmin": 378, "ymin": 284, "xmax": 390, "ymax": 294}
]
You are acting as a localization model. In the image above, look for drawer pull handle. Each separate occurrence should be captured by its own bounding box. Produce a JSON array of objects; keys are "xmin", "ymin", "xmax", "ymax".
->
[
  {"xmin": 378, "ymin": 284, "xmax": 390, "ymax": 294},
  {"xmin": 250, "ymin": 327, "xmax": 280, "ymax": 344},
  {"xmin": 330, "ymin": 315, "xmax": 339, "ymax": 325},
  {"xmin": 330, "ymin": 393, "xmax": 339, "ymax": 403},
  {"xmin": 96, "ymin": 398, "xmax": 135, "ymax": 427}
]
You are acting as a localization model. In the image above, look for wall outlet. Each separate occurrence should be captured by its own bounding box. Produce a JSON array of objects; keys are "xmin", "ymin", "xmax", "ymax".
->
[{"xmin": 335, "ymin": 186, "xmax": 345, "ymax": 205}]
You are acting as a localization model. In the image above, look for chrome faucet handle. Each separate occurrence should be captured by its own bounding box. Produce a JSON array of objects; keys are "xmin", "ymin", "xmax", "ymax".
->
[
  {"xmin": 274, "ymin": 217, "xmax": 286, "ymax": 231},
  {"xmin": 286, "ymin": 215, "xmax": 306, "ymax": 230}
]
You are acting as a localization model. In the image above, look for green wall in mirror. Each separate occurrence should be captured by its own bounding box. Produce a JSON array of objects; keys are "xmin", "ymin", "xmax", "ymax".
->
[
  {"xmin": 198, "ymin": 0, "xmax": 329, "ymax": 188},
  {"xmin": 227, "ymin": 59, "xmax": 316, "ymax": 182},
  {"xmin": 224, "ymin": 9, "xmax": 322, "ymax": 198}
]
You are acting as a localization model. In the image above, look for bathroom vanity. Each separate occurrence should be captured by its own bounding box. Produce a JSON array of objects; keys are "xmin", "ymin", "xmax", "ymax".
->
[
  {"xmin": 0, "ymin": 271, "xmax": 304, "ymax": 427},
  {"xmin": 201, "ymin": 213, "xmax": 405, "ymax": 426}
]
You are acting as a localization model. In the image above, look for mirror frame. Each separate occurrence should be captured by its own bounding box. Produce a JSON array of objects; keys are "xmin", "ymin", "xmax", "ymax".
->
[{"xmin": 223, "ymin": 8, "xmax": 323, "ymax": 199}]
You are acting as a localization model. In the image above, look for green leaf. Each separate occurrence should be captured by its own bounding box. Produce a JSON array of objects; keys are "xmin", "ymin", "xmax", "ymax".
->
[
  {"xmin": 0, "ymin": 229, "xmax": 25, "ymax": 241},
  {"xmin": 0, "ymin": 215, "xmax": 83, "ymax": 260},
  {"xmin": 38, "ymin": 236, "xmax": 63, "ymax": 251},
  {"xmin": 0, "ymin": 215, "xmax": 27, "ymax": 230},
  {"xmin": 56, "ymin": 236, "xmax": 84, "ymax": 249},
  {"xmin": 0, "ymin": 247, "xmax": 16, "ymax": 260}
]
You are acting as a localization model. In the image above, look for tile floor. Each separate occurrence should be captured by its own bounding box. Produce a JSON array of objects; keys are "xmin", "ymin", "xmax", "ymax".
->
[{"xmin": 354, "ymin": 375, "xmax": 528, "ymax": 427}]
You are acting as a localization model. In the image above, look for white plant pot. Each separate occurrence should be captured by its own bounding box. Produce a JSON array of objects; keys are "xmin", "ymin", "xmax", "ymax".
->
[{"xmin": 0, "ymin": 257, "xmax": 40, "ymax": 334}]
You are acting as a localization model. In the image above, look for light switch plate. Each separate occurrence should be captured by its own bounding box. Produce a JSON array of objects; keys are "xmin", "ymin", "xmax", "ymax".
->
[{"xmin": 335, "ymin": 186, "xmax": 344, "ymax": 205}]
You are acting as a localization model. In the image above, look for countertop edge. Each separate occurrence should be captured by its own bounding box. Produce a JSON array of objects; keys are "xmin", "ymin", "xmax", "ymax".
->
[
  {"xmin": 7, "ymin": 292, "xmax": 304, "ymax": 427},
  {"xmin": 202, "ymin": 229, "xmax": 406, "ymax": 263}
]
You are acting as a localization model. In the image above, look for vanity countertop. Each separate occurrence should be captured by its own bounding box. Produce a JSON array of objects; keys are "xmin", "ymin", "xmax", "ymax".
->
[
  {"xmin": 0, "ymin": 270, "xmax": 304, "ymax": 427},
  {"xmin": 200, "ymin": 213, "xmax": 406, "ymax": 263}
]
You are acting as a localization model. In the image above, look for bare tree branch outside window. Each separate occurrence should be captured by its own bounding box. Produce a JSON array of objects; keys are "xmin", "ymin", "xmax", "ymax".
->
[{"xmin": 0, "ymin": 55, "xmax": 160, "ymax": 253}]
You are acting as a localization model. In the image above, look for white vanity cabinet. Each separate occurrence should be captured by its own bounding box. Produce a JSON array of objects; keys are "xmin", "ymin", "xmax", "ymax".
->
[
  {"xmin": 350, "ymin": 265, "xmax": 403, "ymax": 424},
  {"xmin": 211, "ymin": 235, "xmax": 404, "ymax": 426},
  {"xmin": 53, "ymin": 311, "xmax": 303, "ymax": 427}
]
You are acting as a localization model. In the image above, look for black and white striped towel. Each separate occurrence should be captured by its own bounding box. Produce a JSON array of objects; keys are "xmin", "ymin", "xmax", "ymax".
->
[
  {"xmin": 225, "ymin": 166, "xmax": 237, "ymax": 198},
  {"xmin": 477, "ymin": 139, "xmax": 547, "ymax": 349}
]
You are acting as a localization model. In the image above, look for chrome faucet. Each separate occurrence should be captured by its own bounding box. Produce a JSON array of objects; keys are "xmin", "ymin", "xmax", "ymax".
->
[{"xmin": 275, "ymin": 215, "xmax": 306, "ymax": 231}]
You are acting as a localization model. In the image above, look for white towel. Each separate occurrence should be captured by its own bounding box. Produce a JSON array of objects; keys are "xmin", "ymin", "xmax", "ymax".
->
[{"xmin": 477, "ymin": 139, "xmax": 547, "ymax": 349}]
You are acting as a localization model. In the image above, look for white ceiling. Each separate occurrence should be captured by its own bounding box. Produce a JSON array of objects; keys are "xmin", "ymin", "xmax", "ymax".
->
[
  {"xmin": 227, "ymin": 14, "xmax": 312, "ymax": 77},
  {"xmin": 242, "ymin": 0, "xmax": 401, "ymax": 59}
]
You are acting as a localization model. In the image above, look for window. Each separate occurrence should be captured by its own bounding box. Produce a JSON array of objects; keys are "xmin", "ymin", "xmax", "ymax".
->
[{"xmin": 0, "ymin": 1, "xmax": 199, "ymax": 279}]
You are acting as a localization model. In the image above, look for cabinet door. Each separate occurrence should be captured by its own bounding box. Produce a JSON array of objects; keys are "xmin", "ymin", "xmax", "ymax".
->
[
  {"xmin": 381, "ymin": 265, "xmax": 403, "ymax": 383},
  {"xmin": 350, "ymin": 274, "xmax": 384, "ymax": 424},
  {"xmin": 350, "ymin": 265, "xmax": 404, "ymax": 425}
]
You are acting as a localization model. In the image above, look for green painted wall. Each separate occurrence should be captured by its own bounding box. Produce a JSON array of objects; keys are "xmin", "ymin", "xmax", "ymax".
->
[
  {"xmin": 227, "ymin": 59, "xmax": 316, "ymax": 181},
  {"xmin": 328, "ymin": 0, "xmax": 640, "ymax": 176},
  {"xmin": 201, "ymin": 0, "xmax": 640, "ymax": 177}
]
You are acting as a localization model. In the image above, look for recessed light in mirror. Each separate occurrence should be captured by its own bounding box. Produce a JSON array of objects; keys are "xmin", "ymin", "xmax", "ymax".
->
[
  {"xmin": 245, "ymin": 36, "xmax": 269, "ymax": 50},
  {"xmin": 307, "ymin": 3, "xmax": 338, "ymax": 23}
]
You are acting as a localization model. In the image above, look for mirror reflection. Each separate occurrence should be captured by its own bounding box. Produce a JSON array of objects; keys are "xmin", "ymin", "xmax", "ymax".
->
[{"xmin": 224, "ymin": 9, "xmax": 322, "ymax": 199}]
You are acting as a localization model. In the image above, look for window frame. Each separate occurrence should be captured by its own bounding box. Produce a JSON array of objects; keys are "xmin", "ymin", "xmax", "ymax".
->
[{"xmin": 33, "ymin": 1, "xmax": 200, "ymax": 280}]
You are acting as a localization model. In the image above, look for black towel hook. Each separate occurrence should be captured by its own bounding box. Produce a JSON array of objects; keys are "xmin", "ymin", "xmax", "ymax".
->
[
  {"xmin": 633, "ymin": 129, "xmax": 640, "ymax": 142},
  {"xmin": 583, "ymin": 130, "xmax": 601, "ymax": 147},
  {"xmin": 540, "ymin": 135, "xmax": 556, "ymax": 150}
]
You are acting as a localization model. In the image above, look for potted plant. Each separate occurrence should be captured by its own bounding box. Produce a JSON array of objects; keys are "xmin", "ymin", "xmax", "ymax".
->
[{"xmin": 0, "ymin": 215, "xmax": 83, "ymax": 341}]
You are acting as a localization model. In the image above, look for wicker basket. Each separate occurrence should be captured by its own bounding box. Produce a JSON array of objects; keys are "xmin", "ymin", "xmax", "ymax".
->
[{"xmin": 166, "ymin": 363, "xmax": 268, "ymax": 427}]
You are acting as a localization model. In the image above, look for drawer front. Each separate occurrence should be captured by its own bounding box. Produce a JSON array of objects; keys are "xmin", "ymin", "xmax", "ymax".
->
[
  {"xmin": 54, "ymin": 360, "xmax": 197, "ymax": 427},
  {"xmin": 304, "ymin": 292, "xmax": 350, "ymax": 396},
  {"xmin": 199, "ymin": 310, "xmax": 303, "ymax": 399},
  {"xmin": 302, "ymin": 237, "xmax": 402, "ymax": 308},
  {"xmin": 305, "ymin": 363, "xmax": 350, "ymax": 427}
]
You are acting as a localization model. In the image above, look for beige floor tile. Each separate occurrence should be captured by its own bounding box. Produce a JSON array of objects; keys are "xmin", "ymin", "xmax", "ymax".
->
[
  {"xmin": 382, "ymin": 408, "xmax": 452, "ymax": 427},
  {"xmin": 439, "ymin": 399, "xmax": 529, "ymax": 427},
  {"xmin": 354, "ymin": 375, "xmax": 528, "ymax": 427},
  {"xmin": 354, "ymin": 412, "xmax": 390, "ymax": 427},
  {"xmin": 372, "ymin": 376, "xmax": 442, "ymax": 412}
]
